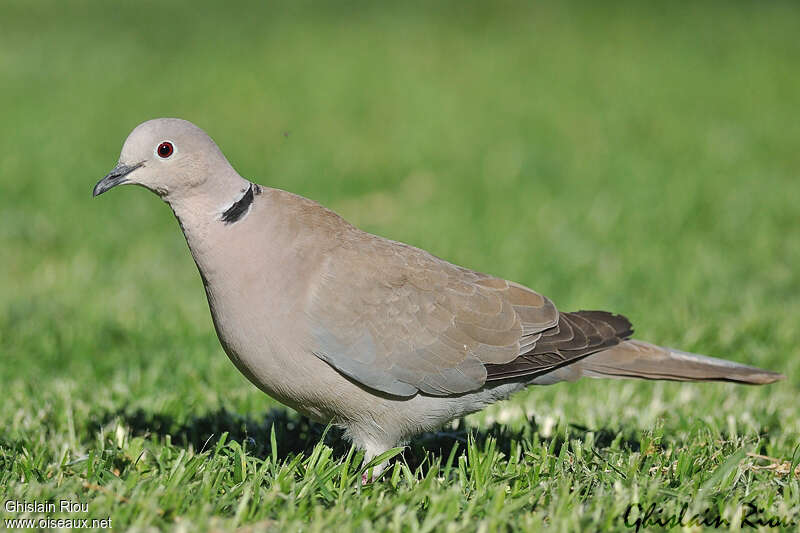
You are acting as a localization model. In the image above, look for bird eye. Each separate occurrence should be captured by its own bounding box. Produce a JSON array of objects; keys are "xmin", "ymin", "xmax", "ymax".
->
[{"xmin": 157, "ymin": 141, "xmax": 174, "ymax": 158}]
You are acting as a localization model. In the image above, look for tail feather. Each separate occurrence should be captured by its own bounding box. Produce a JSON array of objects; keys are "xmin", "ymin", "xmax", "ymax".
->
[{"xmin": 579, "ymin": 340, "xmax": 785, "ymax": 385}]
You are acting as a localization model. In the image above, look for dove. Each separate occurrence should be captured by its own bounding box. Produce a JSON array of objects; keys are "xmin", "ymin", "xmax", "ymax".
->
[{"xmin": 94, "ymin": 118, "xmax": 784, "ymax": 474}]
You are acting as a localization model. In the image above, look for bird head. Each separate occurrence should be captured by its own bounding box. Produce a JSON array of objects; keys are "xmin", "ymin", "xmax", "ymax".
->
[{"xmin": 93, "ymin": 118, "xmax": 232, "ymax": 201}]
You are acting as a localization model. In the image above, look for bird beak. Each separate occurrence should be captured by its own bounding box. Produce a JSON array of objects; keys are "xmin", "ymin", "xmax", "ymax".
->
[{"xmin": 93, "ymin": 162, "xmax": 143, "ymax": 197}]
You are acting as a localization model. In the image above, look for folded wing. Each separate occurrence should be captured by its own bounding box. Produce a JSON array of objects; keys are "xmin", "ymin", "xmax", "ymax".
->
[{"xmin": 307, "ymin": 234, "xmax": 637, "ymax": 396}]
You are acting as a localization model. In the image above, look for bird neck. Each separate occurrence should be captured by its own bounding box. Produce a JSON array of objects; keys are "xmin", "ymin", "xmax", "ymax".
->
[
  {"xmin": 165, "ymin": 171, "xmax": 253, "ymax": 230},
  {"xmin": 164, "ymin": 171, "xmax": 258, "ymax": 277}
]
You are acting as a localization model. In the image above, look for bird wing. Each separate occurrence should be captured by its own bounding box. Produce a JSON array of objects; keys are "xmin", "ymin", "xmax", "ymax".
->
[
  {"xmin": 306, "ymin": 232, "xmax": 630, "ymax": 397},
  {"xmin": 483, "ymin": 309, "xmax": 633, "ymax": 382}
]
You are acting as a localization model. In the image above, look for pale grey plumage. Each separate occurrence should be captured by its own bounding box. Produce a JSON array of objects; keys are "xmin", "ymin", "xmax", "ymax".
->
[{"xmin": 94, "ymin": 118, "xmax": 785, "ymax": 473}]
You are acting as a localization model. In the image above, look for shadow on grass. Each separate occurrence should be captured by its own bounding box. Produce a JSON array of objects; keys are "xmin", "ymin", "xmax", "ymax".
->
[
  {"xmin": 90, "ymin": 408, "xmax": 340, "ymax": 459},
  {"xmin": 90, "ymin": 407, "xmax": 642, "ymax": 471}
]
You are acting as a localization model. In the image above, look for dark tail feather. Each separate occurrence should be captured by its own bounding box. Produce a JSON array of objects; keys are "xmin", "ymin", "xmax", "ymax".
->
[{"xmin": 579, "ymin": 340, "xmax": 785, "ymax": 385}]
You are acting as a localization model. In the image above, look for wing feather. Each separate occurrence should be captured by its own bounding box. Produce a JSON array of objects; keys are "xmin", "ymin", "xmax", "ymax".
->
[
  {"xmin": 307, "ymin": 235, "xmax": 558, "ymax": 396},
  {"xmin": 306, "ymin": 231, "xmax": 633, "ymax": 396}
]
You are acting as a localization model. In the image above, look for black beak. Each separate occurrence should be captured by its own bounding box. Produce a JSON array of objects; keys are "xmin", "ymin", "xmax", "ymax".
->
[{"xmin": 93, "ymin": 162, "xmax": 143, "ymax": 197}]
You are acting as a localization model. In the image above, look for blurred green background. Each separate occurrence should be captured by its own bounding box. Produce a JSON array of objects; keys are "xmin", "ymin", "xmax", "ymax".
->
[{"xmin": 1, "ymin": 0, "xmax": 798, "ymax": 530}]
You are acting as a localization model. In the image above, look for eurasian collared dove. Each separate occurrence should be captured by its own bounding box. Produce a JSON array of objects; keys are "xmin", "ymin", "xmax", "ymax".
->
[{"xmin": 94, "ymin": 118, "xmax": 784, "ymax": 472}]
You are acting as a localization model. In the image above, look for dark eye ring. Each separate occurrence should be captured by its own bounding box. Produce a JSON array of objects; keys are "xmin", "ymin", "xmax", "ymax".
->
[{"xmin": 157, "ymin": 141, "xmax": 174, "ymax": 158}]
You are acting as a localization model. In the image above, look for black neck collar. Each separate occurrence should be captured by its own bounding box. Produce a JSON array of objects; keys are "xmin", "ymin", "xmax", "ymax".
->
[{"xmin": 221, "ymin": 183, "xmax": 261, "ymax": 224}]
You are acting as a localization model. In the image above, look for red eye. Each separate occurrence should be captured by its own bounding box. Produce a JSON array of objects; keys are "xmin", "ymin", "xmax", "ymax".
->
[{"xmin": 157, "ymin": 141, "xmax": 174, "ymax": 158}]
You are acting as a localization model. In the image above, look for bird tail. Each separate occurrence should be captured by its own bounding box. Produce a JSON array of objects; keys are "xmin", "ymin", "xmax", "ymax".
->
[{"xmin": 578, "ymin": 340, "xmax": 785, "ymax": 385}]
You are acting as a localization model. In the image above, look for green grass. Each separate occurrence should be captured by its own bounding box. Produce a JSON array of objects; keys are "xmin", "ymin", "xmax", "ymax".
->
[{"xmin": 2, "ymin": 0, "xmax": 799, "ymax": 530}]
